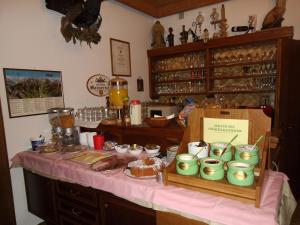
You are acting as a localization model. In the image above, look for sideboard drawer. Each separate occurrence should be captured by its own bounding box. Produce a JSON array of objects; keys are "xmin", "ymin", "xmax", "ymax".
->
[
  {"xmin": 57, "ymin": 197, "xmax": 100, "ymax": 225},
  {"xmin": 56, "ymin": 181, "xmax": 98, "ymax": 207}
]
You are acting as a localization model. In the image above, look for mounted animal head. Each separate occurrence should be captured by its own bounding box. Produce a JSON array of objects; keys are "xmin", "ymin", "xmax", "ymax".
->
[{"xmin": 45, "ymin": 0, "xmax": 104, "ymax": 47}]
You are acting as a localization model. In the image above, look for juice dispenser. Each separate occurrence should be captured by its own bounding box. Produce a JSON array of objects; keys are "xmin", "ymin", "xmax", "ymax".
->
[{"xmin": 108, "ymin": 76, "xmax": 128, "ymax": 109}]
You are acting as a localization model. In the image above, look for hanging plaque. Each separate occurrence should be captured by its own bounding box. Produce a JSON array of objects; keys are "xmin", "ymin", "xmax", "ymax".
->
[{"xmin": 86, "ymin": 74, "xmax": 109, "ymax": 97}]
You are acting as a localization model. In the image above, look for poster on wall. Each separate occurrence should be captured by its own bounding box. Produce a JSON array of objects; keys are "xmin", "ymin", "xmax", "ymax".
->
[
  {"xmin": 3, "ymin": 68, "xmax": 64, "ymax": 118},
  {"xmin": 110, "ymin": 38, "xmax": 132, "ymax": 77}
]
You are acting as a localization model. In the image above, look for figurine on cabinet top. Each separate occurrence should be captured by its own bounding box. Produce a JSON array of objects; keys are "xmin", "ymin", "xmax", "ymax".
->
[
  {"xmin": 166, "ymin": 27, "xmax": 174, "ymax": 47},
  {"xmin": 203, "ymin": 28, "xmax": 209, "ymax": 43},
  {"xmin": 151, "ymin": 21, "xmax": 166, "ymax": 49},
  {"xmin": 180, "ymin": 25, "xmax": 189, "ymax": 44},
  {"xmin": 262, "ymin": 0, "xmax": 286, "ymax": 29}
]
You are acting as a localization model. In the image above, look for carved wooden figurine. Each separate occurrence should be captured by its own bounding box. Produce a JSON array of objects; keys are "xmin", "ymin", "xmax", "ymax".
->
[
  {"xmin": 262, "ymin": 0, "xmax": 286, "ymax": 29},
  {"xmin": 151, "ymin": 21, "xmax": 166, "ymax": 49}
]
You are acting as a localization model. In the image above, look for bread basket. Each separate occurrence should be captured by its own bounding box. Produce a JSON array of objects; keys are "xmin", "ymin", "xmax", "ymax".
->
[{"xmin": 144, "ymin": 117, "xmax": 171, "ymax": 128}]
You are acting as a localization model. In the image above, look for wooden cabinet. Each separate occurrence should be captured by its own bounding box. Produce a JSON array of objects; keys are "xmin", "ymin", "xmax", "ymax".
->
[
  {"xmin": 147, "ymin": 27, "xmax": 297, "ymax": 128},
  {"xmin": 23, "ymin": 170, "xmax": 57, "ymax": 225},
  {"xmin": 56, "ymin": 181, "xmax": 100, "ymax": 225},
  {"xmin": 23, "ymin": 169, "xmax": 156, "ymax": 225},
  {"xmin": 99, "ymin": 192, "xmax": 156, "ymax": 225}
]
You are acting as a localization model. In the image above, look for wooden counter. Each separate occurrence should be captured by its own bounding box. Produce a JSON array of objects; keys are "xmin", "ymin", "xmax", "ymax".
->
[{"xmin": 81, "ymin": 121, "xmax": 185, "ymax": 153}]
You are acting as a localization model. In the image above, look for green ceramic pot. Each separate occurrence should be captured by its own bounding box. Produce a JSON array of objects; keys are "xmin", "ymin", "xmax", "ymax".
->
[
  {"xmin": 227, "ymin": 161, "xmax": 254, "ymax": 186},
  {"xmin": 176, "ymin": 154, "xmax": 199, "ymax": 176},
  {"xmin": 210, "ymin": 142, "xmax": 232, "ymax": 162},
  {"xmin": 235, "ymin": 144, "xmax": 259, "ymax": 166},
  {"xmin": 200, "ymin": 158, "xmax": 224, "ymax": 180}
]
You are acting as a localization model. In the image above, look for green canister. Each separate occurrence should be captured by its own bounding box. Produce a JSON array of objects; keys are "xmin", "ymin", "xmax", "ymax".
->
[
  {"xmin": 200, "ymin": 158, "xmax": 224, "ymax": 180},
  {"xmin": 210, "ymin": 142, "xmax": 232, "ymax": 162},
  {"xmin": 227, "ymin": 161, "xmax": 254, "ymax": 186},
  {"xmin": 176, "ymin": 154, "xmax": 199, "ymax": 176},
  {"xmin": 235, "ymin": 144, "xmax": 259, "ymax": 166}
]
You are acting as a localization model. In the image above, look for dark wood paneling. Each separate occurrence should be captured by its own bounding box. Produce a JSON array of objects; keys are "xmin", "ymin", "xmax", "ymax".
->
[{"xmin": 0, "ymin": 99, "xmax": 16, "ymax": 225}]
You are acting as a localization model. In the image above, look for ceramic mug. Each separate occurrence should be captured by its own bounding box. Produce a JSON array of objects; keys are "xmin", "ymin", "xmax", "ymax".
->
[
  {"xmin": 200, "ymin": 158, "xmax": 224, "ymax": 181},
  {"xmin": 176, "ymin": 154, "xmax": 198, "ymax": 176},
  {"xmin": 210, "ymin": 142, "xmax": 232, "ymax": 162},
  {"xmin": 235, "ymin": 144, "xmax": 259, "ymax": 166},
  {"xmin": 227, "ymin": 161, "xmax": 254, "ymax": 186},
  {"xmin": 30, "ymin": 136, "xmax": 45, "ymax": 151}
]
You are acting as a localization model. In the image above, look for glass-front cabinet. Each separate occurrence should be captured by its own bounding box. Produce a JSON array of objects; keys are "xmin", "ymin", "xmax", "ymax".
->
[
  {"xmin": 209, "ymin": 42, "xmax": 277, "ymax": 94},
  {"xmin": 150, "ymin": 51, "xmax": 206, "ymax": 96},
  {"xmin": 147, "ymin": 26, "xmax": 297, "ymax": 128}
]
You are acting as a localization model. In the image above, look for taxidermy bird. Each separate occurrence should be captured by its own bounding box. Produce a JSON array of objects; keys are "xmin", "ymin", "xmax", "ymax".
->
[{"xmin": 262, "ymin": 0, "xmax": 286, "ymax": 29}]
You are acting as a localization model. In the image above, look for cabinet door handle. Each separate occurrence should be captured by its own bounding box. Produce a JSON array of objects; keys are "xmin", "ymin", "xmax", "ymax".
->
[
  {"xmin": 71, "ymin": 208, "xmax": 82, "ymax": 216},
  {"xmin": 70, "ymin": 189, "xmax": 80, "ymax": 197}
]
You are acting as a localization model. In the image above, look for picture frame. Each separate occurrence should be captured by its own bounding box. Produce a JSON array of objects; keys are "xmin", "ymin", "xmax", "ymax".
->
[
  {"xmin": 3, "ymin": 68, "xmax": 64, "ymax": 118},
  {"xmin": 110, "ymin": 38, "xmax": 132, "ymax": 77}
]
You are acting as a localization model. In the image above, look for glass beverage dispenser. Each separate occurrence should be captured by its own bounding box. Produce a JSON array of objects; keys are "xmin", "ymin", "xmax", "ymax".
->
[{"xmin": 108, "ymin": 76, "xmax": 128, "ymax": 109}]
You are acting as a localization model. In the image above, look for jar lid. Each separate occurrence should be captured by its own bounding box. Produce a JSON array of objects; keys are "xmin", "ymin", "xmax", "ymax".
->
[
  {"xmin": 131, "ymin": 99, "xmax": 141, "ymax": 104},
  {"xmin": 109, "ymin": 76, "xmax": 128, "ymax": 85}
]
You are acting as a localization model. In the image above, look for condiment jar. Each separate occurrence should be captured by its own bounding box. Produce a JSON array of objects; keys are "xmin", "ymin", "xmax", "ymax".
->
[{"xmin": 130, "ymin": 99, "xmax": 142, "ymax": 125}]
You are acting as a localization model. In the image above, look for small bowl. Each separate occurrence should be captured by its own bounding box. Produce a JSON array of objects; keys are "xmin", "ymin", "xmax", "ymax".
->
[
  {"xmin": 210, "ymin": 142, "xmax": 232, "ymax": 162},
  {"xmin": 176, "ymin": 154, "xmax": 199, "ymax": 176},
  {"xmin": 128, "ymin": 144, "xmax": 143, "ymax": 156},
  {"xmin": 235, "ymin": 144, "xmax": 259, "ymax": 166},
  {"xmin": 188, "ymin": 142, "xmax": 208, "ymax": 159},
  {"xmin": 115, "ymin": 144, "xmax": 130, "ymax": 153},
  {"xmin": 144, "ymin": 144, "xmax": 160, "ymax": 155},
  {"xmin": 227, "ymin": 161, "xmax": 254, "ymax": 186},
  {"xmin": 144, "ymin": 117, "xmax": 171, "ymax": 128},
  {"xmin": 200, "ymin": 158, "xmax": 224, "ymax": 181}
]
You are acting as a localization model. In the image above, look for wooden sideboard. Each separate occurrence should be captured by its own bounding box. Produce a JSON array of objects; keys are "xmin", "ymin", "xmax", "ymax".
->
[
  {"xmin": 24, "ymin": 169, "xmax": 207, "ymax": 225},
  {"xmin": 80, "ymin": 121, "xmax": 185, "ymax": 153}
]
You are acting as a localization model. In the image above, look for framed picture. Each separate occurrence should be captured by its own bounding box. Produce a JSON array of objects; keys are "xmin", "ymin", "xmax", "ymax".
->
[
  {"xmin": 110, "ymin": 38, "xmax": 132, "ymax": 77},
  {"xmin": 3, "ymin": 68, "xmax": 64, "ymax": 118}
]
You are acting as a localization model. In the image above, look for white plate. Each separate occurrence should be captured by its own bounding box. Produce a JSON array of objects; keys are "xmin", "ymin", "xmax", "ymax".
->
[{"xmin": 123, "ymin": 168, "xmax": 156, "ymax": 179}]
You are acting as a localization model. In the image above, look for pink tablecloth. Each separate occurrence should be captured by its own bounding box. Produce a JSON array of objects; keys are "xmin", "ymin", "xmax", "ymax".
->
[{"xmin": 11, "ymin": 150, "xmax": 286, "ymax": 225}]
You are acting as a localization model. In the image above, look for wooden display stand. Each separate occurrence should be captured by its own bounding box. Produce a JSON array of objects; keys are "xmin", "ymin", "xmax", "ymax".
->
[{"xmin": 163, "ymin": 108, "xmax": 271, "ymax": 208}]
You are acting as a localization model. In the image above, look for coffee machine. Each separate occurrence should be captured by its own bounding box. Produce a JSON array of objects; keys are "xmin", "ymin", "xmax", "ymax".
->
[{"xmin": 48, "ymin": 108, "xmax": 79, "ymax": 146}]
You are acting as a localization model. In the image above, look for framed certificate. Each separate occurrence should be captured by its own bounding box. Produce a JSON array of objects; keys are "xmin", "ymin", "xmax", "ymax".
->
[{"xmin": 110, "ymin": 38, "xmax": 132, "ymax": 77}]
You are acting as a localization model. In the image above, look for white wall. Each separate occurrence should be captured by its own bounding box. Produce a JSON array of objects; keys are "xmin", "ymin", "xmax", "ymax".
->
[
  {"xmin": 0, "ymin": 0, "xmax": 153, "ymax": 224},
  {"xmin": 1, "ymin": 0, "xmax": 300, "ymax": 225},
  {"xmin": 158, "ymin": 0, "xmax": 300, "ymax": 45}
]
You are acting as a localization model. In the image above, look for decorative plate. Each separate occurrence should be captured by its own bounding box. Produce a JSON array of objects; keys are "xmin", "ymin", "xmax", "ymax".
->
[{"xmin": 86, "ymin": 74, "xmax": 110, "ymax": 97}]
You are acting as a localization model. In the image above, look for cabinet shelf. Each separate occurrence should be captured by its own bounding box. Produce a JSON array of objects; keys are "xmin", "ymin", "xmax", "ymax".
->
[
  {"xmin": 155, "ymin": 78, "xmax": 206, "ymax": 83},
  {"xmin": 209, "ymin": 59, "xmax": 276, "ymax": 68},
  {"xmin": 209, "ymin": 89, "xmax": 275, "ymax": 94},
  {"xmin": 152, "ymin": 67, "xmax": 205, "ymax": 74},
  {"xmin": 211, "ymin": 73, "xmax": 277, "ymax": 80},
  {"xmin": 154, "ymin": 91, "xmax": 206, "ymax": 96}
]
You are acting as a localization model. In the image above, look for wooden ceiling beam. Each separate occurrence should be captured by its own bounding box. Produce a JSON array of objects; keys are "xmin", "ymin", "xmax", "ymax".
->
[
  {"xmin": 115, "ymin": 0, "xmax": 158, "ymax": 17},
  {"xmin": 157, "ymin": 0, "xmax": 228, "ymax": 18},
  {"xmin": 115, "ymin": 0, "xmax": 227, "ymax": 18}
]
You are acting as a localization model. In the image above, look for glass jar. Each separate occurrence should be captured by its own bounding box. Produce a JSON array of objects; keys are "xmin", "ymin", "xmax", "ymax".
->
[
  {"xmin": 109, "ymin": 76, "xmax": 128, "ymax": 109},
  {"xmin": 59, "ymin": 108, "xmax": 75, "ymax": 129}
]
